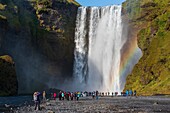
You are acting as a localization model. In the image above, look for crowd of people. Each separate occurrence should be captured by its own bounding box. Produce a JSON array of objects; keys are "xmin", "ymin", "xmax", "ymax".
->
[
  {"xmin": 33, "ymin": 90, "xmax": 137, "ymax": 111},
  {"xmin": 58, "ymin": 91, "xmax": 81, "ymax": 101}
]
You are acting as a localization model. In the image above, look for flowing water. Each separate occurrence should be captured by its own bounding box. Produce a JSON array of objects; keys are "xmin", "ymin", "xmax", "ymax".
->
[{"xmin": 73, "ymin": 5, "xmax": 132, "ymax": 93}]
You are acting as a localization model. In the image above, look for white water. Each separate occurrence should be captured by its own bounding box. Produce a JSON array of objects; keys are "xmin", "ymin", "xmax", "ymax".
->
[
  {"xmin": 73, "ymin": 5, "xmax": 127, "ymax": 93},
  {"xmin": 73, "ymin": 7, "xmax": 88, "ymax": 83}
]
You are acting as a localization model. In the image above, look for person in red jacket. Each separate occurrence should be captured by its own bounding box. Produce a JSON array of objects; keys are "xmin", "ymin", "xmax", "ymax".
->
[{"xmin": 53, "ymin": 92, "xmax": 57, "ymax": 100}]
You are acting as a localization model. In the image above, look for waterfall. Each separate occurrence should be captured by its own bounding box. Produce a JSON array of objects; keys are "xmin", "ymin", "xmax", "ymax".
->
[
  {"xmin": 73, "ymin": 7, "xmax": 88, "ymax": 83},
  {"xmin": 73, "ymin": 5, "xmax": 141, "ymax": 93}
]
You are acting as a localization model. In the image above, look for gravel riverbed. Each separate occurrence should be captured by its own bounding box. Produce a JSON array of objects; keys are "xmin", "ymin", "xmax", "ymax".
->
[{"xmin": 4, "ymin": 96, "xmax": 170, "ymax": 113}]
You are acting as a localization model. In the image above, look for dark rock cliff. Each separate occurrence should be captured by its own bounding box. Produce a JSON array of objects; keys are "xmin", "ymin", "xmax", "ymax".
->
[
  {"xmin": 123, "ymin": 0, "xmax": 170, "ymax": 95},
  {"xmin": 0, "ymin": 0, "xmax": 79, "ymax": 94},
  {"xmin": 0, "ymin": 55, "xmax": 17, "ymax": 96}
]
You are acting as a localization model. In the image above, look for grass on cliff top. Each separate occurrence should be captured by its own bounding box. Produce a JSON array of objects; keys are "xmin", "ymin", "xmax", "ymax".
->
[{"xmin": 67, "ymin": 0, "xmax": 80, "ymax": 6}]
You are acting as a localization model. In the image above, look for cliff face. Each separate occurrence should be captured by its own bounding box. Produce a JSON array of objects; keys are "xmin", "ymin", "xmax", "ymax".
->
[
  {"xmin": 123, "ymin": 0, "xmax": 170, "ymax": 95},
  {"xmin": 0, "ymin": 0, "xmax": 79, "ymax": 94}
]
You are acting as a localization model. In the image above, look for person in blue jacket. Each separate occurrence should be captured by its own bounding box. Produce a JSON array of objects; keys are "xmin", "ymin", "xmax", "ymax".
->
[{"xmin": 126, "ymin": 90, "xmax": 129, "ymax": 97}]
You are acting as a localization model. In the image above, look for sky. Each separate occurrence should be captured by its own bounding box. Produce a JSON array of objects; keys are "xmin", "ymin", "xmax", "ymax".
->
[{"xmin": 76, "ymin": 0, "xmax": 126, "ymax": 6}]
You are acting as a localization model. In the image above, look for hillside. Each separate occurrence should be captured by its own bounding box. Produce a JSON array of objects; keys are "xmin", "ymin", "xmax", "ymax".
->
[{"xmin": 123, "ymin": 0, "xmax": 170, "ymax": 95}]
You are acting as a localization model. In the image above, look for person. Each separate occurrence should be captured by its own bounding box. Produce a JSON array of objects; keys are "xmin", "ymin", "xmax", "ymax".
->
[
  {"xmin": 33, "ymin": 92, "xmax": 37, "ymax": 109},
  {"xmin": 92, "ymin": 92, "xmax": 95, "ymax": 99},
  {"xmin": 96, "ymin": 91, "xmax": 99, "ymax": 100},
  {"xmin": 64, "ymin": 92, "xmax": 66, "ymax": 98},
  {"xmin": 61, "ymin": 92, "xmax": 65, "ymax": 100},
  {"xmin": 51, "ymin": 93, "xmax": 53, "ymax": 100},
  {"xmin": 74, "ymin": 92, "xmax": 77, "ymax": 100},
  {"xmin": 112, "ymin": 92, "xmax": 114, "ymax": 97},
  {"xmin": 59, "ymin": 91, "xmax": 62, "ymax": 101},
  {"xmin": 115, "ymin": 92, "xmax": 118, "ymax": 96},
  {"xmin": 71, "ymin": 92, "xmax": 74, "ymax": 100},
  {"xmin": 129, "ymin": 90, "xmax": 133, "ymax": 97},
  {"xmin": 126, "ymin": 90, "xmax": 129, "ymax": 97},
  {"xmin": 134, "ymin": 90, "xmax": 137, "ymax": 97},
  {"xmin": 102, "ymin": 92, "xmax": 104, "ymax": 97},
  {"xmin": 33, "ymin": 91, "xmax": 41, "ymax": 111},
  {"xmin": 77, "ymin": 92, "xmax": 80, "ymax": 101},
  {"xmin": 68, "ymin": 92, "xmax": 70, "ymax": 100},
  {"xmin": 66, "ymin": 92, "xmax": 69, "ymax": 101},
  {"xmin": 121, "ymin": 92, "xmax": 123, "ymax": 96},
  {"xmin": 42, "ymin": 91, "xmax": 46, "ymax": 104},
  {"xmin": 53, "ymin": 92, "xmax": 57, "ymax": 100}
]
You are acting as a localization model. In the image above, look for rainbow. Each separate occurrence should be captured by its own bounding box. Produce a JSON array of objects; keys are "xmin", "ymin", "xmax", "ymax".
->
[{"xmin": 119, "ymin": 36, "xmax": 142, "ymax": 91}]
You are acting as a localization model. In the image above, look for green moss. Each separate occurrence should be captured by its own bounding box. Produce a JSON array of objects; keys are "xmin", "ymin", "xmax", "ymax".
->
[{"xmin": 67, "ymin": 0, "xmax": 80, "ymax": 6}]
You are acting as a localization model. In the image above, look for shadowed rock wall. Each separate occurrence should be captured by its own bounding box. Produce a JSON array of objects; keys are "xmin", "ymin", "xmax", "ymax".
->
[{"xmin": 0, "ymin": 0, "xmax": 79, "ymax": 94}]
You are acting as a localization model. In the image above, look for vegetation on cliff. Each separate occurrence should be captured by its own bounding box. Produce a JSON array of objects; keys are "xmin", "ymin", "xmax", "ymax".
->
[{"xmin": 123, "ymin": 0, "xmax": 170, "ymax": 95}]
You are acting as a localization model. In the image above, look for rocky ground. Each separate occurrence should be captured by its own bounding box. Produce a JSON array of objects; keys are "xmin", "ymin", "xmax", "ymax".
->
[{"xmin": 8, "ymin": 96, "xmax": 169, "ymax": 113}]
